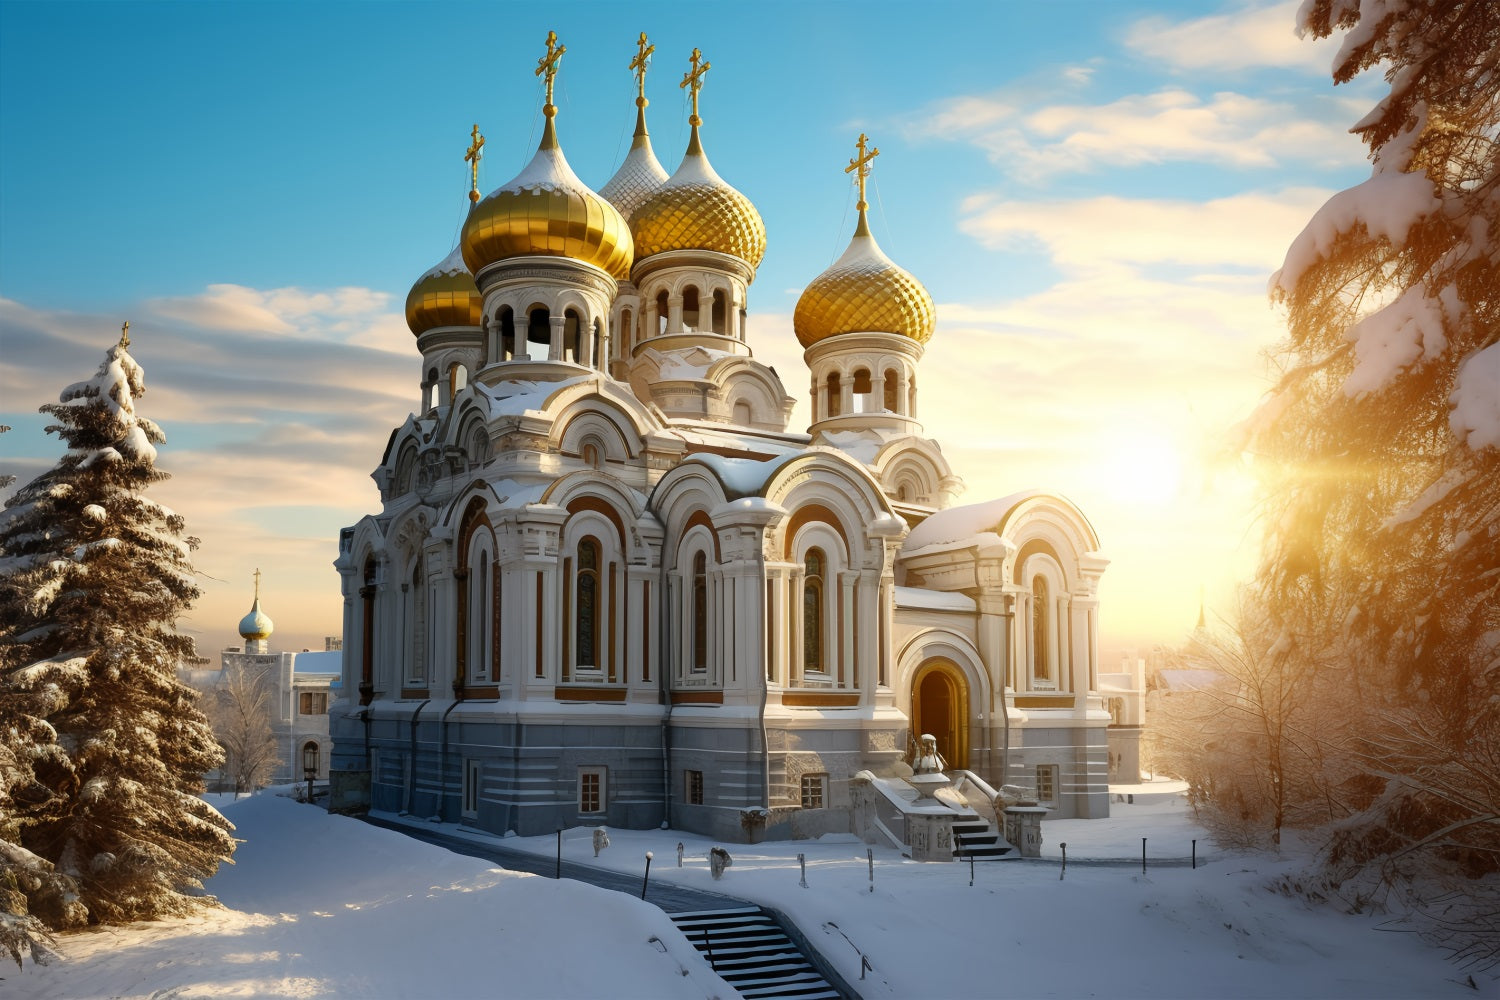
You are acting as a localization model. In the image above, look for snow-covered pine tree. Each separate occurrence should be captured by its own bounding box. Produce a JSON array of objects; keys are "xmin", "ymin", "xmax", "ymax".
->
[
  {"xmin": 1250, "ymin": 0, "xmax": 1499, "ymax": 969},
  {"xmin": 0, "ymin": 325, "xmax": 235, "ymax": 939}
]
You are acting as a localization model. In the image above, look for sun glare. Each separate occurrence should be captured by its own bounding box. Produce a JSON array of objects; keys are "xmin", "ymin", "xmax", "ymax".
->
[{"xmin": 1099, "ymin": 431, "xmax": 1184, "ymax": 506}]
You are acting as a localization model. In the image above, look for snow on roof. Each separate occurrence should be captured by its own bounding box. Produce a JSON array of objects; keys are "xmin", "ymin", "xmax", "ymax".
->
[
  {"xmin": 894, "ymin": 585, "xmax": 975, "ymax": 613},
  {"xmin": 292, "ymin": 650, "xmax": 341, "ymax": 675},
  {"xmin": 653, "ymin": 347, "xmax": 735, "ymax": 380},
  {"xmin": 688, "ymin": 453, "xmax": 782, "ymax": 496},
  {"xmin": 474, "ymin": 375, "xmax": 592, "ymax": 416},
  {"xmin": 819, "ymin": 430, "xmax": 882, "ymax": 466},
  {"xmin": 904, "ymin": 492, "xmax": 1039, "ymax": 552}
]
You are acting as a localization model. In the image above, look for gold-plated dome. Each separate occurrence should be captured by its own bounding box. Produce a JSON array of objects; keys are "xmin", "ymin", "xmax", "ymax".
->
[
  {"xmin": 794, "ymin": 212, "xmax": 936, "ymax": 347},
  {"xmin": 631, "ymin": 127, "xmax": 766, "ymax": 268},
  {"xmin": 794, "ymin": 136, "xmax": 934, "ymax": 348},
  {"xmin": 406, "ymin": 244, "xmax": 482, "ymax": 335},
  {"xmin": 461, "ymin": 117, "xmax": 633, "ymax": 281}
]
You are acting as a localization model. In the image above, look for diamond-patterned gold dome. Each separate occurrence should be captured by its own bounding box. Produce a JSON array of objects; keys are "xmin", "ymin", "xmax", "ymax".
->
[
  {"xmin": 631, "ymin": 128, "xmax": 765, "ymax": 268},
  {"xmin": 793, "ymin": 215, "xmax": 935, "ymax": 347},
  {"xmin": 462, "ymin": 118, "xmax": 634, "ymax": 282},
  {"xmin": 406, "ymin": 244, "xmax": 482, "ymax": 335}
]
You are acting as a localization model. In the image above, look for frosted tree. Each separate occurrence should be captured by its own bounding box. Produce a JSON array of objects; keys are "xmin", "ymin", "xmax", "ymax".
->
[
  {"xmin": 1250, "ymin": 0, "xmax": 1499, "ymax": 968},
  {"xmin": 0, "ymin": 326, "xmax": 235, "ymax": 939},
  {"xmin": 207, "ymin": 660, "xmax": 280, "ymax": 794}
]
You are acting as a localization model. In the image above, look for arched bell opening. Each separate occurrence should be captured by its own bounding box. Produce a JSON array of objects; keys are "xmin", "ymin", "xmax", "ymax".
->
[{"xmin": 910, "ymin": 659, "xmax": 970, "ymax": 771}]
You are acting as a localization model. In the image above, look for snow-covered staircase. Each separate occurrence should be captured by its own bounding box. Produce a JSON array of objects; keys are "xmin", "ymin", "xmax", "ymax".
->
[
  {"xmin": 952, "ymin": 819, "xmax": 1012, "ymax": 860},
  {"xmin": 671, "ymin": 906, "xmax": 842, "ymax": 1000}
]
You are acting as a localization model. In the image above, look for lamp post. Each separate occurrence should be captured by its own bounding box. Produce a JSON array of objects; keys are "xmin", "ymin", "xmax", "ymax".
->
[
  {"xmin": 641, "ymin": 851, "xmax": 653, "ymax": 900},
  {"xmin": 302, "ymin": 742, "xmax": 319, "ymax": 805}
]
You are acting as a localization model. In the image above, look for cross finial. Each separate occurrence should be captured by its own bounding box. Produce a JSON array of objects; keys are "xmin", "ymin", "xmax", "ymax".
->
[
  {"xmin": 630, "ymin": 32, "xmax": 655, "ymax": 109},
  {"xmin": 118, "ymin": 320, "xmax": 131, "ymax": 349},
  {"xmin": 680, "ymin": 47, "xmax": 710, "ymax": 127},
  {"xmin": 465, "ymin": 123, "xmax": 485, "ymax": 204},
  {"xmin": 845, "ymin": 133, "xmax": 880, "ymax": 212},
  {"xmin": 253, "ymin": 568, "xmax": 262, "ymax": 601},
  {"xmin": 536, "ymin": 30, "xmax": 566, "ymax": 116}
]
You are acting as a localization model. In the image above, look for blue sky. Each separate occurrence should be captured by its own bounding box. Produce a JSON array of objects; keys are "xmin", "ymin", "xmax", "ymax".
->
[{"xmin": 0, "ymin": 1, "xmax": 1377, "ymax": 657}]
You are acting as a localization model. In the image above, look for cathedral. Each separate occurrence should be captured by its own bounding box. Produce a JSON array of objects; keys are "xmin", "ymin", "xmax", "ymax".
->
[{"xmin": 329, "ymin": 33, "xmax": 1120, "ymax": 842}]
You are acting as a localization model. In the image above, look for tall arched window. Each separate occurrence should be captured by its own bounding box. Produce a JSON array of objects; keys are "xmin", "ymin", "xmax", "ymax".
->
[
  {"xmin": 852, "ymin": 368, "xmax": 872, "ymax": 413},
  {"xmin": 691, "ymin": 551, "xmax": 708, "ymax": 672},
  {"xmin": 656, "ymin": 290, "xmax": 670, "ymax": 334},
  {"xmin": 803, "ymin": 548, "xmax": 826, "ymax": 674},
  {"xmin": 884, "ymin": 368, "xmax": 900, "ymax": 413},
  {"xmin": 469, "ymin": 550, "xmax": 490, "ymax": 681},
  {"xmin": 405, "ymin": 558, "xmax": 427, "ymax": 685},
  {"xmin": 1032, "ymin": 574, "xmax": 1051, "ymax": 686},
  {"xmin": 498, "ymin": 307, "xmax": 516, "ymax": 360},
  {"xmin": 575, "ymin": 537, "xmax": 601, "ymax": 668},
  {"xmin": 825, "ymin": 373, "xmax": 842, "ymax": 418},
  {"xmin": 710, "ymin": 289, "xmax": 728, "ymax": 333},
  {"xmin": 682, "ymin": 286, "xmax": 700, "ymax": 331}
]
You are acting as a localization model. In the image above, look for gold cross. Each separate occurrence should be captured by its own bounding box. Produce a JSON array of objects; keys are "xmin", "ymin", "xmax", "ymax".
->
[
  {"xmin": 253, "ymin": 567, "xmax": 261, "ymax": 599},
  {"xmin": 630, "ymin": 32, "xmax": 655, "ymax": 108},
  {"xmin": 845, "ymin": 133, "xmax": 880, "ymax": 211},
  {"xmin": 465, "ymin": 123, "xmax": 485, "ymax": 203},
  {"xmin": 680, "ymin": 47, "xmax": 710, "ymax": 127},
  {"xmin": 536, "ymin": 30, "xmax": 566, "ymax": 111},
  {"xmin": 119, "ymin": 320, "xmax": 130, "ymax": 348}
]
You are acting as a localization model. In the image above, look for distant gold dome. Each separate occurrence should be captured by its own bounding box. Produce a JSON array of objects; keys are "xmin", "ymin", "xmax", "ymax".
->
[
  {"xmin": 461, "ymin": 116, "xmax": 634, "ymax": 281},
  {"xmin": 238, "ymin": 597, "xmax": 274, "ymax": 642},
  {"xmin": 406, "ymin": 244, "xmax": 482, "ymax": 335},
  {"xmin": 631, "ymin": 128, "xmax": 766, "ymax": 269},
  {"xmin": 793, "ymin": 213, "xmax": 935, "ymax": 348}
]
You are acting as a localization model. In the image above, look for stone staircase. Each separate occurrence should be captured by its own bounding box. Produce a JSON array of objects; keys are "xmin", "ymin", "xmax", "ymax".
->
[
  {"xmin": 671, "ymin": 906, "xmax": 842, "ymax": 1000},
  {"xmin": 951, "ymin": 819, "xmax": 1013, "ymax": 860}
]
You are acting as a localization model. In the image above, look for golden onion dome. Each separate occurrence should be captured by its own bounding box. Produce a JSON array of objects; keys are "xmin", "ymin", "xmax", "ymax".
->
[
  {"xmin": 631, "ymin": 124, "xmax": 766, "ymax": 269},
  {"xmin": 406, "ymin": 243, "xmax": 482, "ymax": 335},
  {"xmin": 238, "ymin": 596, "xmax": 274, "ymax": 642},
  {"xmin": 461, "ymin": 114, "xmax": 634, "ymax": 281},
  {"xmin": 793, "ymin": 209, "xmax": 936, "ymax": 348},
  {"xmin": 601, "ymin": 100, "xmax": 669, "ymax": 223}
]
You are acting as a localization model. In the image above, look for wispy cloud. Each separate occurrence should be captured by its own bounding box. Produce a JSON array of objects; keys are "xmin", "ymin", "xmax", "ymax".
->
[
  {"xmin": 904, "ymin": 85, "xmax": 1361, "ymax": 182},
  {"xmin": 1123, "ymin": 1, "xmax": 1338, "ymax": 73}
]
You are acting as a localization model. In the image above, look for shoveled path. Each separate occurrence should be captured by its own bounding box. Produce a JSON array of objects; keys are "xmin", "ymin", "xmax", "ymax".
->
[{"xmin": 360, "ymin": 813, "xmax": 752, "ymax": 913}]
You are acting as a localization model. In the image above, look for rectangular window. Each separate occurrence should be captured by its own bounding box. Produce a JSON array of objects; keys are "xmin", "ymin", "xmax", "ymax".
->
[
  {"xmin": 685, "ymin": 769, "xmax": 703, "ymax": 805},
  {"xmin": 1036, "ymin": 764, "xmax": 1058, "ymax": 804},
  {"xmin": 462, "ymin": 759, "xmax": 482, "ymax": 818},
  {"xmin": 579, "ymin": 766, "xmax": 606, "ymax": 814},
  {"xmin": 299, "ymin": 692, "xmax": 328, "ymax": 715},
  {"xmin": 800, "ymin": 772, "xmax": 827, "ymax": 809}
]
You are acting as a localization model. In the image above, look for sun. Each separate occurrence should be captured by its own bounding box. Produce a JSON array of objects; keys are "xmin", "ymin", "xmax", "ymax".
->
[{"xmin": 1099, "ymin": 430, "xmax": 1185, "ymax": 506}]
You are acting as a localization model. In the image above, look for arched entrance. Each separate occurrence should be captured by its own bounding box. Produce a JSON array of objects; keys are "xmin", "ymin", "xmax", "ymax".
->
[{"xmin": 910, "ymin": 659, "xmax": 970, "ymax": 770}]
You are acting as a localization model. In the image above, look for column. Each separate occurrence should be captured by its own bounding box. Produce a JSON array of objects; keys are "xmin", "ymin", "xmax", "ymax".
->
[{"xmin": 548, "ymin": 315, "xmax": 566, "ymax": 362}]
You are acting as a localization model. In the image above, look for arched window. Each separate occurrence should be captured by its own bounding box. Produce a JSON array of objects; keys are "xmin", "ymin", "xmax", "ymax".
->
[
  {"xmin": 733, "ymin": 399, "xmax": 753, "ymax": 426},
  {"xmin": 498, "ymin": 307, "xmax": 516, "ymax": 360},
  {"xmin": 1032, "ymin": 574, "xmax": 1051, "ymax": 686},
  {"xmin": 884, "ymin": 368, "xmax": 900, "ymax": 413},
  {"xmin": 575, "ymin": 537, "xmax": 601, "ymax": 668},
  {"xmin": 563, "ymin": 309, "xmax": 582, "ymax": 363},
  {"xmin": 468, "ymin": 550, "xmax": 490, "ymax": 681},
  {"xmin": 691, "ymin": 551, "xmax": 708, "ymax": 672},
  {"xmin": 655, "ymin": 290, "xmax": 669, "ymax": 334},
  {"xmin": 852, "ymin": 368, "xmax": 872, "ymax": 413},
  {"xmin": 682, "ymin": 286, "xmax": 700, "ymax": 332},
  {"xmin": 711, "ymin": 289, "xmax": 728, "ymax": 334},
  {"xmin": 527, "ymin": 307, "xmax": 550, "ymax": 347},
  {"xmin": 826, "ymin": 373, "xmax": 842, "ymax": 418},
  {"xmin": 405, "ymin": 557, "xmax": 427, "ymax": 685},
  {"xmin": 449, "ymin": 363, "xmax": 468, "ymax": 396},
  {"xmin": 803, "ymin": 548, "xmax": 826, "ymax": 674},
  {"xmin": 620, "ymin": 308, "xmax": 633, "ymax": 358}
]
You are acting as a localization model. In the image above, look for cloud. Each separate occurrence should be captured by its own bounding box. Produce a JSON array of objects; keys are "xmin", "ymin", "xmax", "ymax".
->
[
  {"xmin": 905, "ymin": 85, "xmax": 1362, "ymax": 182},
  {"xmin": 959, "ymin": 187, "xmax": 1333, "ymax": 274},
  {"xmin": 146, "ymin": 284, "xmax": 409, "ymax": 354},
  {"xmin": 1123, "ymin": 1, "xmax": 1340, "ymax": 73}
]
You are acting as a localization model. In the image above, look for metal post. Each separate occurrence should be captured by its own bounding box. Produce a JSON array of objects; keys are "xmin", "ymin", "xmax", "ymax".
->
[
  {"xmin": 1192, "ymin": 839, "xmax": 1197, "ymax": 870},
  {"xmin": 702, "ymin": 928, "xmax": 714, "ymax": 970},
  {"xmin": 969, "ymin": 853, "xmax": 975, "ymax": 887},
  {"xmin": 867, "ymin": 848, "xmax": 874, "ymax": 893},
  {"xmin": 861, "ymin": 955, "xmax": 871, "ymax": 980},
  {"xmin": 1142, "ymin": 837, "xmax": 1147, "ymax": 874},
  {"xmin": 556, "ymin": 828, "xmax": 562, "ymax": 879},
  {"xmin": 641, "ymin": 852, "xmax": 653, "ymax": 900},
  {"xmin": 1060, "ymin": 842, "xmax": 1067, "ymax": 880},
  {"xmin": 798, "ymin": 852, "xmax": 807, "ymax": 888}
]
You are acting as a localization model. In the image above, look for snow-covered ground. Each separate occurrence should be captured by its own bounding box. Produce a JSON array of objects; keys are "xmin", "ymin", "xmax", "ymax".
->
[{"xmin": 6, "ymin": 783, "xmax": 1492, "ymax": 999}]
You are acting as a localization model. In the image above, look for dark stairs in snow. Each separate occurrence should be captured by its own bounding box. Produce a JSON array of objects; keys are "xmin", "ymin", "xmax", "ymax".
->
[
  {"xmin": 671, "ymin": 906, "xmax": 842, "ymax": 1000},
  {"xmin": 952, "ymin": 819, "xmax": 1013, "ymax": 860}
]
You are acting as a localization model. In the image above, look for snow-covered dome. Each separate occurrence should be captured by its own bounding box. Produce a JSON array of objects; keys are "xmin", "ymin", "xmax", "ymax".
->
[
  {"xmin": 794, "ymin": 206, "xmax": 934, "ymax": 348},
  {"xmin": 461, "ymin": 110, "xmax": 634, "ymax": 283},
  {"xmin": 630, "ymin": 124, "xmax": 765, "ymax": 270},
  {"xmin": 600, "ymin": 98, "xmax": 669, "ymax": 224},
  {"xmin": 405, "ymin": 243, "xmax": 482, "ymax": 336},
  {"xmin": 238, "ymin": 596, "xmax": 274, "ymax": 642}
]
